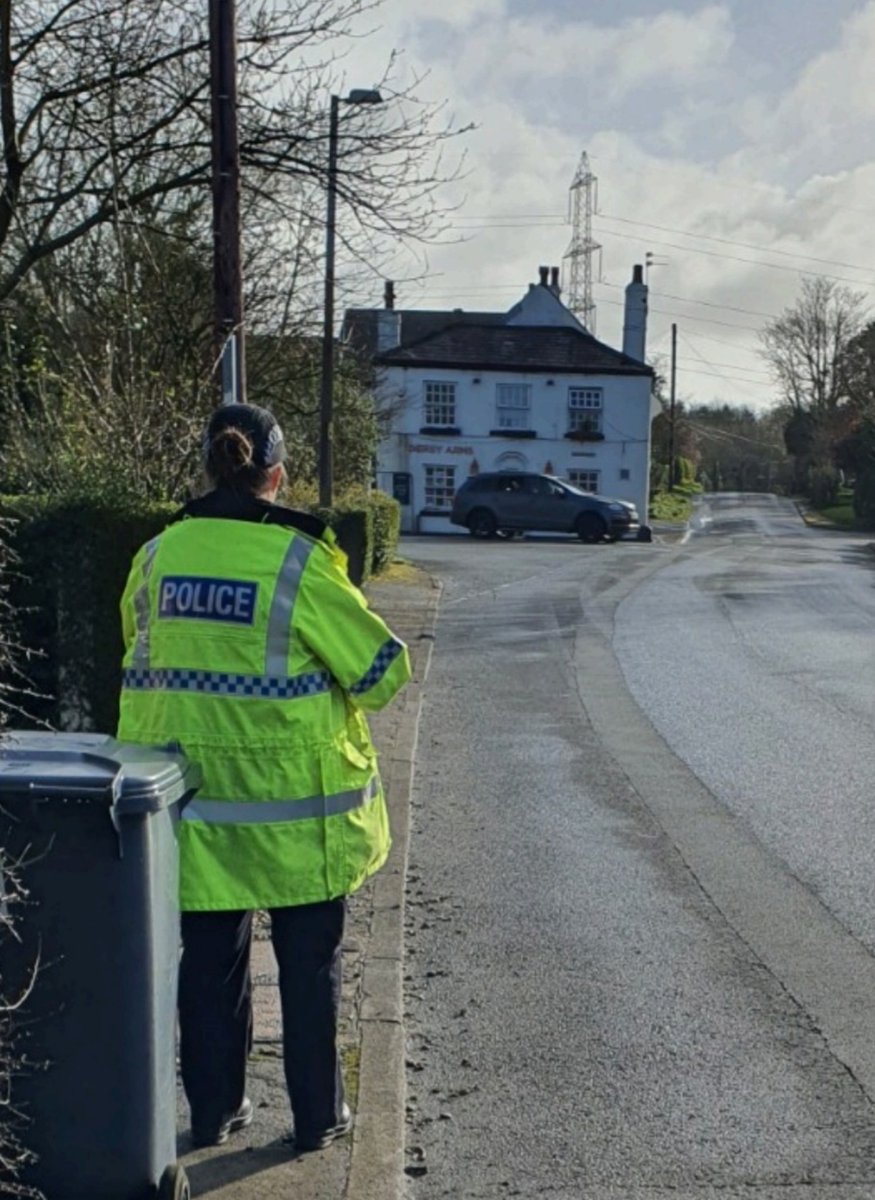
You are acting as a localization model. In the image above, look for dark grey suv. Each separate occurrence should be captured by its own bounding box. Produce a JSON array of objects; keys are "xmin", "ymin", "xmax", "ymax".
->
[{"xmin": 450, "ymin": 472, "xmax": 641, "ymax": 543}]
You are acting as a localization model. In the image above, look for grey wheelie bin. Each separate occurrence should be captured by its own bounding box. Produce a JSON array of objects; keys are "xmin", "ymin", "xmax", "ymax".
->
[{"xmin": 0, "ymin": 732, "xmax": 200, "ymax": 1200}]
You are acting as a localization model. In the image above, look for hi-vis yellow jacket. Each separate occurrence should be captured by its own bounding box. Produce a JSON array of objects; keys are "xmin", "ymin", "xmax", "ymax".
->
[{"xmin": 117, "ymin": 503, "xmax": 411, "ymax": 911}]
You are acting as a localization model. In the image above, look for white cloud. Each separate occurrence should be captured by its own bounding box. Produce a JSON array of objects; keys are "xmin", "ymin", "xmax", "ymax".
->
[
  {"xmin": 389, "ymin": 0, "xmax": 505, "ymax": 27},
  {"xmin": 735, "ymin": 1, "xmax": 875, "ymax": 173},
  {"xmin": 399, "ymin": 4, "xmax": 734, "ymax": 106},
  {"xmin": 338, "ymin": 2, "xmax": 875, "ymax": 412}
]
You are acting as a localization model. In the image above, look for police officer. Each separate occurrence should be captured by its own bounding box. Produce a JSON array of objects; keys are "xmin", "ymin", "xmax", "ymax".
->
[{"xmin": 117, "ymin": 403, "xmax": 411, "ymax": 1152}]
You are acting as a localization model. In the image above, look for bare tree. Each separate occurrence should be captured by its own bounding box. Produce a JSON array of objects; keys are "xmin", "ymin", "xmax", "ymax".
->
[
  {"xmin": 840, "ymin": 320, "xmax": 875, "ymax": 418},
  {"xmin": 0, "ymin": 519, "xmax": 41, "ymax": 1199},
  {"xmin": 0, "ymin": 0, "xmax": 469, "ymax": 306},
  {"xmin": 0, "ymin": 1, "xmax": 471, "ymax": 499},
  {"xmin": 0, "ymin": 205, "xmax": 383, "ymax": 500},
  {"xmin": 759, "ymin": 276, "xmax": 867, "ymax": 417},
  {"xmin": 0, "ymin": 206, "xmax": 216, "ymax": 498}
]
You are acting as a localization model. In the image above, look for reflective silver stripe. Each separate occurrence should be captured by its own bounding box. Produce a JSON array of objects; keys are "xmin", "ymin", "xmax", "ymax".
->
[
  {"xmin": 131, "ymin": 537, "xmax": 161, "ymax": 669},
  {"xmin": 181, "ymin": 776, "xmax": 380, "ymax": 825},
  {"xmin": 265, "ymin": 537, "xmax": 313, "ymax": 676}
]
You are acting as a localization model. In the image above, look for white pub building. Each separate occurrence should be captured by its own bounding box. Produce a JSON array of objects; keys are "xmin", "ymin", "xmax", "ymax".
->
[{"xmin": 344, "ymin": 264, "xmax": 656, "ymax": 534}]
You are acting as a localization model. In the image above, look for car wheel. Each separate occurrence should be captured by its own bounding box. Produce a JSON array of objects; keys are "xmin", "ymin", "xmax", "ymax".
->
[
  {"xmin": 467, "ymin": 508, "xmax": 497, "ymax": 538},
  {"xmin": 576, "ymin": 512, "xmax": 607, "ymax": 543}
]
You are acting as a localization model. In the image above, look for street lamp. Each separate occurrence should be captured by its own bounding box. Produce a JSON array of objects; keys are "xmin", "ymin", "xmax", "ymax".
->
[{"xmin": 319, "ymin": 88, "xmax": 384, "ymax": 507}]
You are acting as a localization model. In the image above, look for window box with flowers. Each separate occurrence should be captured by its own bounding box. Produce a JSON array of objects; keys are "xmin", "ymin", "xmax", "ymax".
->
[
  {"xmin": 564, "ymin": 428, "xmax": 605, "ymax": 441},
  {"xmin": 489, "ymin": 428, "xmax": 538, "ymax": 439}
]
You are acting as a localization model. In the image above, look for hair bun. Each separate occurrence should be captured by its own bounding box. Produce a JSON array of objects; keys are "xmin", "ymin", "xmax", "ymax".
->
[{"xmin": 211, "ymin": 426, "xmax": 254, "ymax": 474}]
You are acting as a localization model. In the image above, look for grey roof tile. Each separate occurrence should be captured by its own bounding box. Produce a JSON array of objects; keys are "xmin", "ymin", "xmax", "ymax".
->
[{"xmin": 374, "ymin": 322, "xmax": 652, "ymax": 375}]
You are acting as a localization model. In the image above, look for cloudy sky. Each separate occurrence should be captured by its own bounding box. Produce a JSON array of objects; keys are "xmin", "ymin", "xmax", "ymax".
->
[{"xmin": 340, "ymin": 0, "xmax": 875, "ymax": 410}]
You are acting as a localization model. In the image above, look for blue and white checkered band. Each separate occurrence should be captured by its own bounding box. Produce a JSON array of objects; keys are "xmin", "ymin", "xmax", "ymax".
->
[
  {"xmin": 159, "ymin": 576, "xmax": 258, "ymax": 625},
  {"xmin": 122, "ymin": 667, "xmax": 333, "ymax": 700},
  {"xmin": 350, "ymin": 638, "xmax": 405, "ymax": 695}
]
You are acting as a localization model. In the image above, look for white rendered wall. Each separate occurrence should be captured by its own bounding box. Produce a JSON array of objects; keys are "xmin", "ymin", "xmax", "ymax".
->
[{"xmin": 375, "ymin": 365, "xmax": 653, "ymax": 532}]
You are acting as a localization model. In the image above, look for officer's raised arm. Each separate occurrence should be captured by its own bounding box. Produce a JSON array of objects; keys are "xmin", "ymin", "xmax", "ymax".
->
[{"xmin": 294, "ymin": 540, "xmax": 412, "ymax": 712}]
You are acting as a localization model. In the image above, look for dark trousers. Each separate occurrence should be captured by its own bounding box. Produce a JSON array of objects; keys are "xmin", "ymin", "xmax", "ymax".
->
[{"xmin": 178, "ymin": 898, "xmax": 346, "ymax": 1137}]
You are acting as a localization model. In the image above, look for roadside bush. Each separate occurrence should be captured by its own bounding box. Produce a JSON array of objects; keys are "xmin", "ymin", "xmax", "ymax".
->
[
  {"xmin": 649, "ymin": 477, "xmax": 701, "ymax": 522},
  {"xmin": 808, "ymin": 467, "xmax": 840, "ymax": 509},
  {"xmin": 314, "ymin": 497, "xmax": 375, "ymax": 589},
  {"xmin": 348, "ymin": 489, "xmax": 401, "ymax": 578},
  {"xmin": 649, "ymin": 490, "xmax": 693, "ymax": 522},
  {"xmin": 675, "ymin": 456, "xmax": 698, "ymax": 487},
  {"xmin": 0, "ymin": 496, "xmax": 174, "ymax": 732},
  {"xmin": 288, "ymin": 484, "xmax": 401, "ymax": 584},
  {"xmin": 853, "ymin": 466, "xmax": 875, "ymax": 527},
  {"xmin": 369, "ymin": 491, "xmax": 402, "ymax": 576}
]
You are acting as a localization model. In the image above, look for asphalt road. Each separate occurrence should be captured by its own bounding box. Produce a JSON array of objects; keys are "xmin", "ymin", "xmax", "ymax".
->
[{"xmin": 401, "ymin": 496, "xmax": 875, "ymax": 1199}]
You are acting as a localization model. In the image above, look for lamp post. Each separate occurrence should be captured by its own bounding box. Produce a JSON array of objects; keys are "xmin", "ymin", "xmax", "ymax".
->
[{"xmin": 319, "ymin": 89, "xmax": 383, "ymax": 507}]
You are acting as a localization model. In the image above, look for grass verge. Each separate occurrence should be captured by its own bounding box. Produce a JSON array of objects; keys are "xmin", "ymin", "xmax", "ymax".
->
[{"xmin": 374, "ymin": 557, "xmax": 425, "ymax": 585}]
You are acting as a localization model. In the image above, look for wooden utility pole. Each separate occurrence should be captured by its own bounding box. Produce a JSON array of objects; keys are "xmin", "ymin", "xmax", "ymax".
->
[{"xmin": 209, "ymin": 0, "xmax": 245, "ymax": 404}]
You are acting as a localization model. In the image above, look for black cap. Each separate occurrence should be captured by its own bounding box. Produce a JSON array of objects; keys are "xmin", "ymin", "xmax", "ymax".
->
[{"xmin": 203, "ymin": 403, "xmax": 286, "ymax": 468}]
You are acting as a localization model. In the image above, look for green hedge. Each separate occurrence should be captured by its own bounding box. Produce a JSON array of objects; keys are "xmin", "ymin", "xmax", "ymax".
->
[
  {"xmin": 1, "ymin": 497, "xmax": 173, "ymax": 732},
  {"xmin": 1, "ymin": 490, "xmax": 401, "ymax": 732},
  {"xmin": 315, "ymin": 497, "xmax": 374, "ymax": 588},
  {"xmin": 366, "ymin": 490, "xmax": 402, "ymax": 576},
  {"xmin": 318, "ymin": 488, "xmax": 401, "ymax": 581}
]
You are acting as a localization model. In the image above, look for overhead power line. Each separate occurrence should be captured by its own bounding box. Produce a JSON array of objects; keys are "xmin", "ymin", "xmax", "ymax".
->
[
  {"xmin": 597, "ymin": 278, "xmax": 776, "ymax": 320},
  {"xmin": 676, "ymin": 330, "xmax": 774, "ymax": 400},
  {"xmin": 685, "ymin": 420, "xmax": 783, "ymax": 448},
  {"xmin": 593, "ymin": 226, "xmax": 875, "ymax": 290},
  {"xmin": 447, "ymin": 208, "xmax": 875, "ymax": 278},
  {"xmin": 460, "ymin": 171, "xmax": 875, "ymax": 221},
  {"xmin": 674, "ymin": 329, "xmax": 762, "ymax": 353},
  {"xmin": 404, "ymin": 288, "xmax": 766, "ymax": 333},
  {"xmin": 597, "ymin": 212, "xmax": 875, "ymax": 276},
  {"xmin": 677, "ymin": 366, "xmax": 773, "ymax": 386},
  {"xmin": 406, "ymin": 274, "xmax": 781, "ymax": 325},
  {"xmin": 680, "ymin": 357, "xmax": 770, "ymax": 377}
]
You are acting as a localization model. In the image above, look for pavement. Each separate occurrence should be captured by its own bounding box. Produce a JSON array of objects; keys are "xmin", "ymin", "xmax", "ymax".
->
[{"xmin": 175, "ymin": 564, "xmax": 441, "ymax": 1200}]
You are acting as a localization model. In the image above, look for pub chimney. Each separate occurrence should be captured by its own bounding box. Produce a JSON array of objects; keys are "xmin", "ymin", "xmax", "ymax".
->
[{"xmin": 622, "ymin": 264, "xmax": 648, "ymax": 362}]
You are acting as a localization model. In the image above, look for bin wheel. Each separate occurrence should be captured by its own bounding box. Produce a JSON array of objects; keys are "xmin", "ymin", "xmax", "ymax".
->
[{"xmin": 158, "ymin": 1164, "xmax": 190, "ymax": 1200}]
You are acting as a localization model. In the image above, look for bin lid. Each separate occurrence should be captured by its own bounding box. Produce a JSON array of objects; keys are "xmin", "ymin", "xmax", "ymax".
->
[{"xmin": 0, "ymin": 732, "xmax": 201, "ymax": 815}]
